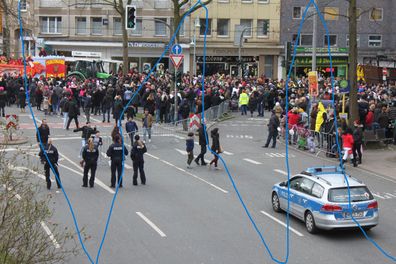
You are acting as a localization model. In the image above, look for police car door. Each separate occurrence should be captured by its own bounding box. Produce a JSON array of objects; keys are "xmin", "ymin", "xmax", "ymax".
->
[
  {"xmin": 283, "ymin": 176, "xmax": 303, "ymax": 215},
  {"xmin": 294, "ymin": 178, "xmax": 315, "ymax": 220}
]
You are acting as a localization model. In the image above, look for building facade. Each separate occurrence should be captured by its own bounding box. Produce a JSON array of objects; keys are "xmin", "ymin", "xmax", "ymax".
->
[
  {"xmin": 1, "ymin": 0, "xmax": 36, "ymax": 57},
  {"xmin": 34, "ymin": 0, "xmax": 192, "ymax": 73},
  {"xmin": 192, "ymin": 0, "xmax": 282, "ymax": 78},
  {"xmin": 280, "ymin": 0, "xmax": 396, "ymax": 79}
]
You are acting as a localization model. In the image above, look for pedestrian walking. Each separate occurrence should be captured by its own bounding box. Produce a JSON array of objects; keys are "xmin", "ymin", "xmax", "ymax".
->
[
  {"xmin": 125, "ymin": 116, "xmax": 138, "ymax": 145},
  {"xmin": 130, "ymin": 135, "xmax": 147, "ymax": 186},
  {"xmin": 142, "ymin": 108, "xmax": 153, "ymax": 143},
  {"xmin": 39, "ymin": 139, "xmax": 61, "ymax": 190},
  {"xmin": 341, "ymin": 127, "xmax": 356, "ymax": 167},
  {"xmin": 113, "ymin": 95, "xmax": 124, "ymax": 125},
  {"xmin": 60, "ymin": 95, "xmax": 69, "ymax": 129},
  {"xmin": 82, "ymin": 92, "xmax": 92, "ymax": 124},
  {"xmin": 66, "ymin": 98, "xmax": 80, "ymax": 130},
  {"xmin": 194, "ymin": 124, "xmax": 208, "ymax": 166},
  {"xmin": 0, "ymin": 86, "xmax": 6, "ymax": 117},
  {"xmin": 74, "ymin": 124, "xmax": 97, "ymax": 158},
  {"xmin": 81, "ymin": 138, "xmax": 99, "ymax": 188},
  {"xmin": 106, "ymin": 134, "xmax": 129, "ymax": 188},
  {"xmin": 18, "ymin": 87, "xmax": 26, "ymax": 112},
  {"xmin": 263, "ymin": 111, "xmax": 280, "ymax": 148},
  {"xmin": 186, "ymin": 132, "xmax": 195, "ymax": 168},
  {"xmin": 36, "ymin": 118, "xmax": 50, "ymax": 145},
  {"xmin": 209, "ymin": 128, "xmax": 221, "ymax": 169}
]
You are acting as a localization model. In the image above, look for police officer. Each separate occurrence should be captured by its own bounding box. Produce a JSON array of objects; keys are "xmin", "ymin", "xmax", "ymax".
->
[
  {"xmin": 37, "ymin": 119, "xmax": 50, "ymax": 145},
  {"xmin": 39, "ymin": 139, "xmax": 61, "ymax": 190},
  {"xmin": 106, "ymin": 134, "xmax": 128, "ymax": 188},
  {"xmin": 130, "ymin": 135, "xmax": 147, "ymax": 186},
  {"xmin": 81, "ymin": 138, "xmax": 99, "ymax": 188}
]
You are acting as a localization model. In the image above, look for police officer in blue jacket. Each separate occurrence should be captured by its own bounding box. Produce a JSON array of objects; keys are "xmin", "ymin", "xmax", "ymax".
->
[
  {"xmin": 39, "ymin": 139, "xmax": 61, "ymax": 190},
  {"xmin": 106, "ymin": 134, "xmax": 128, "ymax": 188}
]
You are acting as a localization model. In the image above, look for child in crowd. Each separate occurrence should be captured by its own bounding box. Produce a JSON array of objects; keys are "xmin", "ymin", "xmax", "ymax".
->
[{"xmin": 186, "ymin": 132, "xmax": 195, "ymax": 169}]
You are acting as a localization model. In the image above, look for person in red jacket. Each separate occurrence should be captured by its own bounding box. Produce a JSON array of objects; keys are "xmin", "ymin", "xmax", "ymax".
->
[
  {"xmin": 365, "ymin": 104, "xmax": 375, "ymax": 129},
  {"xmin": 287, "ymin": 107, "xmax": 300, "ymax": 145},
  {"xmin": 341, "ymin": 127, "xmax": 357, "ymax": 167}
]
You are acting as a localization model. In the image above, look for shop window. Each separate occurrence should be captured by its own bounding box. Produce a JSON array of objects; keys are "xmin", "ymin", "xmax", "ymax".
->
[
  {"xmin": 240, "ymin": 19, "xmax": 252, "ymax": 37},
  {"xmin": 155, "ymin": 18, "xmax": 167, "ymax": 36},
  {"xmin": 40, "ymin": 17, "xmax": 62, "ymax": 34},
  {"xmin": 324, "ymin": 35, "xmax": 337, "ymax": 47},
  {"xmin": 293, "ymin": 7, "xmax": 302, "ymax": 19},
  {"xmin": 368, "ymin": 35, "xmax": 382, "ymax": 48},
  {"xmin": 257, "ymin": 19, "xmax": 269, "ymax": 37},
  {"xmin": 91, "ymin": 17, "xmax": 103, "ymax": 35},
  {"xmin": 370, "ymin": 8, "xmax": 383, "ymax": 21},
  {"xmin": 113, "ymin": 17, "xmax": 122, "ymax": 35},
  {"xmin": 200, "ymin": 18, "xmax": 212, "ymax": 36},
  {"xmin": 217, "ymin": 19, "xmax": 229, "ymax": 37},
  {"xmin": 324, "ymin": 7, "xmax": 339, "ymax": 21},
  {"xmin": 346, "ymin": 34, "xmax": 360, "ymax": 47},
  {"xmin": 76, "ymin": 17, "xmax": 87, "ymax": 35}
]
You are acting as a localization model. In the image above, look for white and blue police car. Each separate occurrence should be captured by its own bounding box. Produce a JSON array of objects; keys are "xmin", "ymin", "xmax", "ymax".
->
[{"xmin": 271, "ymin": 166, "xmax": 379, "ymax": 233}]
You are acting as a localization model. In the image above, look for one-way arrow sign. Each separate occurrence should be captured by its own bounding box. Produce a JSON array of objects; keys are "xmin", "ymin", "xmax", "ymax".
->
[{"xmin": 170, "ymin": 54, "xmax": 184, "ymax": 69}]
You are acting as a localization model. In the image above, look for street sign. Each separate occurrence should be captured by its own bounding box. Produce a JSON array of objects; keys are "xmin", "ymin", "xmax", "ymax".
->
[
  {"xmin": 170, "ymin": 54, "xmax": 184, "ymax": 69},
  {"xmin": 189, "ymin": 113, "xmax": 201, "ymax": 131},
  {"xmin": 171, "ymin": 44, "xmax": 182, "ymax": 55},
  {"xmin": 5, "ymin": 114, "xmax": 18, "ymax": 130}
]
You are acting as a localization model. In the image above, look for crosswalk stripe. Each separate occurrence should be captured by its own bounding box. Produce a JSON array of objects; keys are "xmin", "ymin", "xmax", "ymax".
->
[
  {"xmin": 243, "ymin": 158, "xmax": 262, "ymax": 165},
  {"xmin": 222, "ymin": 151, "xmax": 234, "ymax": 155}
]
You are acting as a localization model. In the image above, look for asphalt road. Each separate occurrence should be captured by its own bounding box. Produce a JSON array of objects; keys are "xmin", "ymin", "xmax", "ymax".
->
[{"xmin": 2, "ymin": 106, "xmax": 396, "ymax": 264}]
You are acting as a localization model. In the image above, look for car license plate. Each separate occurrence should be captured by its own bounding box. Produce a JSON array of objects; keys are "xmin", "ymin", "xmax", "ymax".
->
[{"xmin": 343, "ymin": 211, "xmax": 365, "ymax": 218}]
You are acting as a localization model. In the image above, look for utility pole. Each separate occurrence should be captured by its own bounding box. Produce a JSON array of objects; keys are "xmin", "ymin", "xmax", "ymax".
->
[
  {"xmin": 348, "ymin": 0, "xmax": 359, "ymax": 123},
  {"xmin": 238, "ymin": 27, "xmax": 251, "ymax": 78},
  {"xmin": 312, "ymin": 0, "xmax": 318, "ymax": 72}
]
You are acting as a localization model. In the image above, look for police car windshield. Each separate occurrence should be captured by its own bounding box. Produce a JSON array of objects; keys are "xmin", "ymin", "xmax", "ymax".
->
[{"xmin": 328, "ymin": 187, "xmax": 373, "ymax": 203}]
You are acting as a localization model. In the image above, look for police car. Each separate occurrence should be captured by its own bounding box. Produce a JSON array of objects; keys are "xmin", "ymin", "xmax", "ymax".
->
[{"xmin": 271, "ymin": 166, "xmax": 379, "ymax": 233}]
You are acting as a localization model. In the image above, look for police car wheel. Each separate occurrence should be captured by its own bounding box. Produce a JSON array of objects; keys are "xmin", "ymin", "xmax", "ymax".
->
[
  {"xmin": 272, "ymin": 192, "xmax": 281, "ymax": 213},
  {"xmin": 305, "ymin": 211, "xmax": 318, "ymax": 234}
]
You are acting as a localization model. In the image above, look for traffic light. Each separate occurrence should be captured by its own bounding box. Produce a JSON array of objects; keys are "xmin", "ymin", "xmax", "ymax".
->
[
  {"xmin": 125, "ymin": 5, "xmax": 136, "ymax": 30},
  {"xmin": 262, "ymin": 20, "xmax": 270, "ymax": 35}
]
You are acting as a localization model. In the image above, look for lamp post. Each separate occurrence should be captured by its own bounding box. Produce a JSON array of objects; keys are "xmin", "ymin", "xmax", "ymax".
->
[
  {"xmin": 192, "ymin": 17, "xmax": 200, "ymax": 76},
  {"xmin": 238, "ymin": 27, "xmax": 252, "ymax": 78}
]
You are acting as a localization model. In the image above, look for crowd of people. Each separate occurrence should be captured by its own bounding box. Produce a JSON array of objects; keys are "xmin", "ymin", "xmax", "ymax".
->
[{"xmin": 1, "ymin": 68, "xmax": 396, "ymax": 186}]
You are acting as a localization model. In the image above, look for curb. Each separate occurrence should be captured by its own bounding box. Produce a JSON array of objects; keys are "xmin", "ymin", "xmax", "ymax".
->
[{"xmin": 0, "ymin": 137, "xmax": 29, "ymax": 145}]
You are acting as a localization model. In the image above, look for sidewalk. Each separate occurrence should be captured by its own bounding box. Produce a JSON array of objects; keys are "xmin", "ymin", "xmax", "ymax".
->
[{"xmin": 357, "ymin": 146, "xmax": 396, "ymax": 180}]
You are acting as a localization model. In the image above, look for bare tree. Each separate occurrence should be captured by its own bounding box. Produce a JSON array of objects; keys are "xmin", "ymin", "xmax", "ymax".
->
[{"xmin": 0, "ymin": 148, "xmax": 83, "ymax": 263}]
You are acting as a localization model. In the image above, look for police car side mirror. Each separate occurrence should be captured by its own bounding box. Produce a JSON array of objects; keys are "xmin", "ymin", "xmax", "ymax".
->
[{"xmin": 279, "ymin": 181, "xmax": 286, "ymax": 187}]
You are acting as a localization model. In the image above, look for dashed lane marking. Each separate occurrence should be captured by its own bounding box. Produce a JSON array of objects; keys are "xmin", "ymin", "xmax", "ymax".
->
[
  {"xmin": 243, "ymin": 158, "xmax": 262, "ymax": 165},
  {"xmin": 136, "ymin": 212, "xmax": 167, "ymax": 238},
  {"xmin": 274, "ymin": 169, "xmax": 288, "ymax": 176},
  {"xmin": 260, "ymin": 211, "xmax": 304, "ymax": 237}
]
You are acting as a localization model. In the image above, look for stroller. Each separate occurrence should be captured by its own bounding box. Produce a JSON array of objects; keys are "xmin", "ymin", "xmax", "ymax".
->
[{"xmin": 229, "ymin": 99, "xmax": 239, "ymax": 111}]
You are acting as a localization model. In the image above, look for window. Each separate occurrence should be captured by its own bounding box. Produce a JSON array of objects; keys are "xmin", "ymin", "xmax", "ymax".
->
[
  {"xmin": 293, "ymin": 7, "xmax": 302, "ymax": 19},
  {"xmin": 40, "ymin": 17, "xmax": 62, "ymax": 34},
  {"xmin": 155, "ymin": 18, "xmax": 167, "ymax": 36},
  {"xmin": 293, "ymin": 34, "xmax": 313, "ymax": 46},
  {"xmin": 324, "ymin": 35, "xmax": 337, "ymax": 47},
  {"xmin": 258, "ymin": 0, "xmax": 269, "ymax": 3},
  {"xmin": 217, "ymin": 19, "xmax": 229, "ymax": 36},
  {"xmin": 328, "ymin": 187, "xmax": 373, "ymax": 203},
  {"xmin": 289, "ymin": 177, "xmax": 303, "ymax": 191},
  {"xmin": 199, "ymin": 18, "xmax": 212, "ymax": 36},
  {"xmin": 91, "ymin": 17, "xmax": 103, "ymax": 35},
  {"xmin": 324, "ymin": 7, "xmax": 339, "ymax": 20},
  {"xmin": 347, "ymin": 8, "xmax": 362, "ymax": 21},
  {"xmin": 218, "ymin": 0, "xmax": 229, "ymax": 2},
  {"xmin": 257, "ymin": 19, "xmax": 269, "ymax": 37},
  {"xmin": 346, "ymin": 34, "xmax": 360, "ymax": 47},
  {"xmin": 76, "ymin": 17, "xmax": 87, "ymax": 34},
  {"xmin": 241, "ymin": 0, "xmax": 253, "ymax": 3},
  {"xmin": 300, "ymin": 178, "xmax": 315, "ymax": 195},
  {"xmin": 368, "ymin": 35, "xmax": 382, "ymax": 47},
  {"xmin": 20, "ymin": 0, "xmax": 27, "ymax": 10},
  {"xmin": 130, "ymin": 19, "xmax": 142, "ymax": 35},
  {"xmin": 311, "ymin": 183, "xmax": 324, "ymax": 198},
  {"xmin": 240, "ymin": 19, "xmax": 252, "ymax": 37},
  {"xmin": 370, "ymin": 8, "xmax": 383, "ymax": 21},
  {"xmin": 113, "ymin": 17, "xmax": 122, "ymax": 35}
]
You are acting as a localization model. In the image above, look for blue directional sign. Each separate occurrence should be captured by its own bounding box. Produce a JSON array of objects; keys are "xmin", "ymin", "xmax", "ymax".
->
[{"xmin": 171, "ymin": 44, "xmax": 182, "ymax": 55}]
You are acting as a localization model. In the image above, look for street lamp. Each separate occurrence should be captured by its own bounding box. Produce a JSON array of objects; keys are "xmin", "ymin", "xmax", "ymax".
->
[
  {"xmin": 192, "ymin": 17, "xmax": 200, "ymax": 76},
  {"xmin": 238, "ymin": 27, "xmax": 251, "ymax": 78}
]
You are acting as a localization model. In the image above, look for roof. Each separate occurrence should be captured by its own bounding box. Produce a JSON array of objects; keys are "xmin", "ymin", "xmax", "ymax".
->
[{"xmin": 301, "ymin": 166, "xmax": 365, "ymax": 188}]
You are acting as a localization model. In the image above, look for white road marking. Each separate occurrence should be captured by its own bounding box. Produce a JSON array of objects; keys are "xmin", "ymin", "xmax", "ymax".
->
[
  {"xmin": 136, "ymin": 212, "xmax": 166, "ymax": 237},
  {"xmin": 58, "ymin": 164, "xmax": 115, "ymax": 194},
  {"xmin": 40, "ymin": 221, "xmax": 61, "ymax": 248},
  {"xmin": 223, "ymin": 151, "xmax": 234, "ymax": 155},
  {"xmin": 260, "ymin": 211, "xmax": 304, "ymax": 237},
  {"xmin": 384, "ymin": 193, "xmax": 396, "ymax": 198},
  {"xmin": 28, "ymin": 115, "xmax": 42, "ymax": 123},
  {"xmin": 372, "ymin": 193, "xmax": 386, "ymax": 200},
  {"xmin": 145, "ymin": 153, "xmax": 228, "ymax": 193},
  {"xmin": 274, "ymin": 169, "xmax": 288, "ymax": 176},
  {"xmin": 243, "ymin": 158, "xmax": 262, "ymax": 165},
  {"xmin": 12, "ymin": 166, "xmax": 55, "ymax": 183},
  {"xmin": 175, "ymin": 148, "xmax": 187, "ymax": 155},
  {"xmin": 50, "ymin": 137, "xmax": 81, "ymax": 140}
]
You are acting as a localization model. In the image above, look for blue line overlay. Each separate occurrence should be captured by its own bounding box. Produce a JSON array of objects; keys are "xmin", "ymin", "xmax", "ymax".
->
[{"xmin": 17, "ymin": 0, "xmax": 395, "ymax": 262}]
